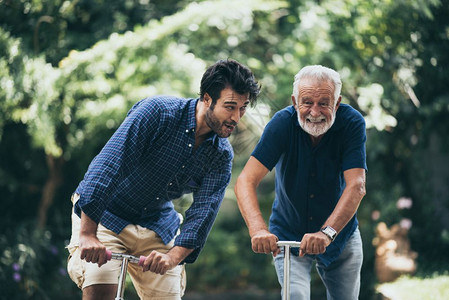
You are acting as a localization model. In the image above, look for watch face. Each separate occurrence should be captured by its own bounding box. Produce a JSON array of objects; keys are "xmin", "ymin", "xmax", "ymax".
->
[{"xmin": 322, "ymin": 226, "xmax": 336, "ymax": 240}]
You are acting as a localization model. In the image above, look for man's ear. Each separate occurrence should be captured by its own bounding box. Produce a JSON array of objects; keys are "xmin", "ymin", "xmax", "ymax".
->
[
  {"xmin": 335, "ymin": 96, "xmax": 342, "ymax": 110},
  {"xmin": 291, "ymin": 95, "xmax": 297, "ymax": 107},
  {"xmin": 204, "ymin": 93, "xmax": 212, "ymax": 108}
]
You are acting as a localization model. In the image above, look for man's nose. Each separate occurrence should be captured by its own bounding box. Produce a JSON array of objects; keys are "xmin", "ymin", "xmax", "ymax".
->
[
  {"xmin": 231, "ymin": 109, "xmax": 241, "ymax": 123},
  {"xmin": 309, "ymin": 104, "xmax": 321, "ymax": 117}
]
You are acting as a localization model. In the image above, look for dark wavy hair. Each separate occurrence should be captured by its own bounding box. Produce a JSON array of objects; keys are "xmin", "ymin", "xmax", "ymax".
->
[{"xmin": 199, "ymin": 59, "xmax": 261, "ymax": 107}]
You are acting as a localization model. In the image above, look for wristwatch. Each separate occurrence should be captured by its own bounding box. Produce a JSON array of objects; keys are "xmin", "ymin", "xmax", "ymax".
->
[{"xmin": 321, "ymin": 226, "xmax": 337, "ymax": 242}]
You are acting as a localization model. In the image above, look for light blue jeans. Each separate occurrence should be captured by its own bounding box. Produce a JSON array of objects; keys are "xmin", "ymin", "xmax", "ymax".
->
[{"xmin": 274, "ymin": 228, "xmax": 363, "ymax": 300}]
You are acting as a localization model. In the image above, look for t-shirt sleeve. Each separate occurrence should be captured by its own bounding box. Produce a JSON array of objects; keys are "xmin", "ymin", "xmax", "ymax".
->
[
  {"xmin": 251, "ymin": 109, "xmax": 292, "ymax": 171},
  {"xmin": 342, "ymin": 109, "xmax": 367, "ymax": 172}
]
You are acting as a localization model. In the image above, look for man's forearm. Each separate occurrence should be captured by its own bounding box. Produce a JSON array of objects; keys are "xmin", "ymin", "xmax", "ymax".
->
[
  {"xmin": 235, "ymin": 179, "xmax": 267, "ymax": 237},
  {"xmin": 78, "ymin": 211, "xmax": 109, "ymax": 266},
  {"xmin": 324, "ymin": 170, "xmax": 366, "ymax": 233},
  {"xmin": 80, "ymin": 211, "xmax": 99, "ymax": 237},
  {"xmin": 235, "ymin": 156, "xmax": 271, "ymax": 237},
  {"xmin": 235, "ymin": 172, "xmax": 281, "ymax": 255}
]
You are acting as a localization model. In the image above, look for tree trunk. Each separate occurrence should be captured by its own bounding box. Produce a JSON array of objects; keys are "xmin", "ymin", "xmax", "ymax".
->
[{"xmin": 37, "ymin": 154, "xmax": 64, "ymax": 229}]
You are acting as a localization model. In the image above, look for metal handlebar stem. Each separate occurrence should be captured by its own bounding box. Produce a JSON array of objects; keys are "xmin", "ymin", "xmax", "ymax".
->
[
  {"xmin": 116, "ymin": 256, "xmax": 129, "ymax": 300},
  {"xmin": 277, "ymin": 241, "xmax": 301, "ymax": 300},
  {"xmin": 106, "ymin": 251, "xmax": 145, "ymax": 300}
]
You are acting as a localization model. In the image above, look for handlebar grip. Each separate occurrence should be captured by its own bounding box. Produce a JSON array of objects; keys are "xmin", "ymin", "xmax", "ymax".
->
[
  {"xmin": 138, "ymin": 256, "xmax": 146, "ymax": 266},
  {"xmin": 105, "ymin": 249, "xmax": 112, "ymax": 261}
]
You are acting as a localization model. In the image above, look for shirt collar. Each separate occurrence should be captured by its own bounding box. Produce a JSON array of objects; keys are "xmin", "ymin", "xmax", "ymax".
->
[
  {"xmin": 186, "ymin": 98, "xmax": 198, "ymax": 131},
  {"xmin": 187, "ymin": 98, "xmax": 220, "ymax": 145}
]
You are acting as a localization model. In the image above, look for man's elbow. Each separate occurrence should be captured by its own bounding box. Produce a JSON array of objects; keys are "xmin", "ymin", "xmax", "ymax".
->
[
  {"xmin": 235, "ymin": 172, "xmax": 256, "ymax": 201},
  {"xmin": 356, "ymin": 180, "xmax": 366, "ymax": 199},
  {"xmin": 234, "ymin": 174, "xmax": 245, "ymax": 197}
]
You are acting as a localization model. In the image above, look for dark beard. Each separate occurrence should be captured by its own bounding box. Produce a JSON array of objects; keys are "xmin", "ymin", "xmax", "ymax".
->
[{"xmin": 205, "ymin": 107, "xmax": 236, "ymax": 138}]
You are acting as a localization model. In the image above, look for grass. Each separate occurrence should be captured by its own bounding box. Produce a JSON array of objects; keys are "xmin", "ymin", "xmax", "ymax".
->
[{"xmin": 376, "ymin": 273, "xmax": 449, "ymax": 300}]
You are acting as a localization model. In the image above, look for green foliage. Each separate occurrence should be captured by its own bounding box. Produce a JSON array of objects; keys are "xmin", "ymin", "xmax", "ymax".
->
[
  {"xmin": 0, "ymin": 27, "xmax": 62, "ymax": 156},
  {"xmin": 186, "ymin": 211, "xmax": 279, "ymax": 292},
  {"xmin": 0, "ymin": 0, "xmax": 190, "ymax": 65},
  {"xmin": 0, "ymin": 28, "xmax": 24, "ymax": 139}
]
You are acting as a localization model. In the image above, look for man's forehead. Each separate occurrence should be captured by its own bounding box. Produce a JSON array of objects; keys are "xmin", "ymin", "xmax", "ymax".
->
[
  {"xmin": 299, "ymin": 79, "xmax": 334, "ymax": 94},
  {"xmin": 221, "ymin": 90, "xmax": 249, "ymax": 103}
]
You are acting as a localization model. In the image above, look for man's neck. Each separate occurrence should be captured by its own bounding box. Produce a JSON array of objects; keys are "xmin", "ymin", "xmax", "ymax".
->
[
  {"xmin": 310, "ymin": 134, "xmax": 323, "ymax": 147},
  {"xmin": 194, "ymin": 101, "xmax": 212, "ymax": 148}
]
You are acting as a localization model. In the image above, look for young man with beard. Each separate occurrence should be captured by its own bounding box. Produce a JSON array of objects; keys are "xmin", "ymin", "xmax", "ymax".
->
[
  {"xmin": 235, "ymin": 65, "xmax": 367, "ymax": 299},
  {"xmin": 67, "ymin": 59, "xmax": 260, "ymax": 300}
]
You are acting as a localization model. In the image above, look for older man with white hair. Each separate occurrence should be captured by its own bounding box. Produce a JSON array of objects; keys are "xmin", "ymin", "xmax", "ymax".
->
[{"xmin": 235, "ymin": 65, "xmax": 367, "ymax": 299}]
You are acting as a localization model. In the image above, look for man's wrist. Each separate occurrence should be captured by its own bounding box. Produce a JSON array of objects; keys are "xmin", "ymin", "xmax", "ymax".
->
[
  {"xmin": 249, "ymin": 227, "xmax": 270, "ymax": 238},
  {"xmin": 167, "ymin": 246, "xmax": 194, "ymax": 265},
  {"xmin": 320, "ymin": 226, "xmax": 337, "ymax": 242}
]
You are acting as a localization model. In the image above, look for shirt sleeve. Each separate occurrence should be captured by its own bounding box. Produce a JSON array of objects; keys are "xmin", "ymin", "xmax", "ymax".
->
[
  {"xmin": 341, "ymin": 110, "xmax": 367, "ymax": 172},
  {"xmin": 174, "ymin": 158, "xmax": 232, "ymax": 264},
  {"xmin": 251, "ymin": 109, "xmax": 292, "ymax": 171},
  {"xmin": 75, "ymin": 99, "xmax": 162, "ymax": 223}
]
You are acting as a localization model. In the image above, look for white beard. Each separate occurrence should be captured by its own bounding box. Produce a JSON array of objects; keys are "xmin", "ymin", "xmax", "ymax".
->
[{"xmin": 297, "ymin": 110, "xmax": 336, "ymax": 137}]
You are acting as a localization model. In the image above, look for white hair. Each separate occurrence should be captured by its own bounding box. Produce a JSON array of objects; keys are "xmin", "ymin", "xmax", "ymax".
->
[{"xmin": 292, "ymin": 65, "xmax": 342, "ymax": 105}]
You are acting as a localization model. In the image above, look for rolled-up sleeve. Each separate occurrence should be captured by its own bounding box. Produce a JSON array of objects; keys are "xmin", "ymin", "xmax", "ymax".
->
[{"xmin": 174, "ymin": 160, "xmax": 232, "ymax": 263}]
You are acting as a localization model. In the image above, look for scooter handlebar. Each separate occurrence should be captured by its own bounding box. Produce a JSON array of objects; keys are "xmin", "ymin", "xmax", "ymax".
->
[
  {"xmin": 105, "ymin": 249, "xmax": 146, "ymax": 266},
  {"xmin": 277, "ymin": 241, "xmax": 301, "ymax": 248},
  {"xmin": 105, "ymin": 249, "xmax": 112, "ymax": 261}
]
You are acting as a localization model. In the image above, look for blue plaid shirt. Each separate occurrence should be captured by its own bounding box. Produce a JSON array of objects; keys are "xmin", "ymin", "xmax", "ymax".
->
[{"xmin": 74, "ymin": 96, "xmax": 233, "ymax": 263}]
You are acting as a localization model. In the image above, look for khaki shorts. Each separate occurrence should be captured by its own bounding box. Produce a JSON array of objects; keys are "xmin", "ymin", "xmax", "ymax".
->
[{"xmin": 67, "ymin": 194, "xmax": 186, "ymax": 299}]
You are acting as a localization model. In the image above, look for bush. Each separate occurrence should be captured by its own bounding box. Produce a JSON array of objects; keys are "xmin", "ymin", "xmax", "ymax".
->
[{"xmin": 0, "ymin": 222, "xmax": 79, "ymax": 299}]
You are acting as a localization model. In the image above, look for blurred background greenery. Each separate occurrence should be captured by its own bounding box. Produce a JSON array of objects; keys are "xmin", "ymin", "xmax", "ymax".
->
[{"xmin": 1, "ymin": 0, "xmax": 448, "ymax": 299}]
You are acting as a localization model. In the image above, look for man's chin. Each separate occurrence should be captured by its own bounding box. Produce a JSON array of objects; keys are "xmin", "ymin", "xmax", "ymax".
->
[
  {"xmin": 298, "ymin": 112, "xmax": 336, "ymax": 137},
  {"xmin": 213, "ymin": 130, "xmax": 232, "ymax": 138},
  {"xmin": 218, "ymin": 132, "xmax": 232, "ymax": 138},
  {"xmin": 302, "ymin": 124, "xmax": 330, "ymax": 137}
]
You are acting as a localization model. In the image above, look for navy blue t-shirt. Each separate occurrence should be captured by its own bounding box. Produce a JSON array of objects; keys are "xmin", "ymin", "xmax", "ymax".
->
[{"xmin": 252, "ymin": 103, "xmax": 367, "ymax": 266}]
